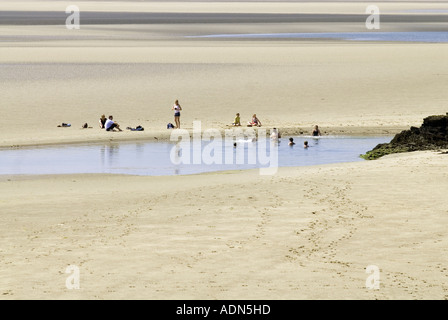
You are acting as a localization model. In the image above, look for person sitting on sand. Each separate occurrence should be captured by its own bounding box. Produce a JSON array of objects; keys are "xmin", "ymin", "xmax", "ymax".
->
[
  {"xmin": 312, "ymin": 125, "xmax": 321, "ymax": 137},
  {"xmin": 288, "ymin": 137, "xmax": 295, "ymax": 146},
  {"xmin": 248, "ymin": 114, "xmax": 262, "ymax": 127},
  {"xmin": 105, "ymin": 115, "xmax": 122, "ymax": 132},
  {"xmin": 233, "ymin": 113, "xmax": 241, "ymax": 126},
  {"xmin": 304, "ymin": 141, "xmax": 309, "ymax": 148},
  {"xmin": 99, "ymin": 114, "xmax": 107, "ymax": 129}
]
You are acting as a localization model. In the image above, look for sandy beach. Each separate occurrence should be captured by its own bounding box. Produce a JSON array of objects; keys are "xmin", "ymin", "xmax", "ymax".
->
[
  {"xmin": 1, "ymin": 41, "xmax": 447, "ymax": 147},
  {"xmin": 1, "ymin": 1, "xmax": 448, "ymax": 300},
  {"xmin": 1, "ymin": 151, "xmax": 448, "ymax": 299}
]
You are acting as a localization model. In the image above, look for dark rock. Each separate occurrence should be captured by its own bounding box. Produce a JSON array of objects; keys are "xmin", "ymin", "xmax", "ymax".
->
[
  {"xmin": 362, "ymin": 114, "xmax": 448, "ymax": 160},
  {"xmin": 410, "ymin": 126, "xmax": 420, "ymax": 134},
  {"xmin": 422, "ymin": 115, "xmax": 448, "ymax": 128}
]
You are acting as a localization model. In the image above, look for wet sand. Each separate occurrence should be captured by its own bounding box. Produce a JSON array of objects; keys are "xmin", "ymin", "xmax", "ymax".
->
[{"xmin": 2, "ymin": 11, "xmax": 448, "ymax": 25}]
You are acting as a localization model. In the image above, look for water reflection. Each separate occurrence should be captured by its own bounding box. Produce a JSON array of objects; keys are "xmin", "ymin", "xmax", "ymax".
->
[
  {"xmin": 100, "ymin": 144, "xmax": 120, "ymax": 167},
  {"xmin": 135, "ymin": 143, "xmax": 144, "ymax": 156}
]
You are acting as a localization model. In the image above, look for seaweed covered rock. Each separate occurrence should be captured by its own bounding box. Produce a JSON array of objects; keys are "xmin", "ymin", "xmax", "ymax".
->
[{"xmin": 362, "ymin": 114, "xmax": 448, "ymax": 160}]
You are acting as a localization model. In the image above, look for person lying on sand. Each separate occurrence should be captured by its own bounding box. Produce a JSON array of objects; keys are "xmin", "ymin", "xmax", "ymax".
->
[
  {"xmin": 126, "ymin": 125, "xmax": 144, "ymax": 131},
  {"xmin": 105, "ymin": 116, "xmax": 122, "ymax": 132},
  {"xmin": 247, "ymin": 114, "xmax": 262, "ymax": 127}
]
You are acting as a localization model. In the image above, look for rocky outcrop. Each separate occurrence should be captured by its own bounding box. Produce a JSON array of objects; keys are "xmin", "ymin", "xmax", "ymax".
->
[{"xmin": 362, "ymin": 114, "xmax": 448, "ymax": 160}]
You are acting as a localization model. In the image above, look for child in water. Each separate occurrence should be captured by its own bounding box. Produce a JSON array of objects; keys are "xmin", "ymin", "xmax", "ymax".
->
[{"xmin": 288, "ymin": 138, "xmax": 295, "ymax": 146}]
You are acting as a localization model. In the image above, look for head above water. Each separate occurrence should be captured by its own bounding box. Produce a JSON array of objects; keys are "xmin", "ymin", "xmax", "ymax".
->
[{"xmin": 289, "ymin": 137, "xmax": 294, "ymax": 142}]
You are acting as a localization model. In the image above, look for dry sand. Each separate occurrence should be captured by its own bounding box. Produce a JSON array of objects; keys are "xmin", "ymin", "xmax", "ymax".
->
[
  {"xmin": 2, "ymin": 1, "xmax": 448, "ymax": 14},
  {"xmin": 1, "ymin": 151, "xmax": 448, "ymax": 299},
  {"xmin": 1, "ymin": 1, "xmax": 448, "ymax": 300},
  {"xmin": 1, "ymin": 41, "xmax": 447, "ymax": 147},
  {"xmin": 0, "ymin": 2, "xmax": 447, "ymax": 149}
]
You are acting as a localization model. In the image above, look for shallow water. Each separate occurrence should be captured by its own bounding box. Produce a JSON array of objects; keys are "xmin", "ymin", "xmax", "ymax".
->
[
  {"xmin": 187, "ymin": 31, "xmax": 448, "ymax": 43},
  {"xmin": 0, "ymin": 136, "xmax": 391, "ymax": 176}
]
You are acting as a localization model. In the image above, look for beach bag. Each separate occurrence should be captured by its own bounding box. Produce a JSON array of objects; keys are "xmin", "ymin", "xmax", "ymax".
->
[{"xmin": 167, "ymin": 123, "xmax": 175, "ymax": 129}]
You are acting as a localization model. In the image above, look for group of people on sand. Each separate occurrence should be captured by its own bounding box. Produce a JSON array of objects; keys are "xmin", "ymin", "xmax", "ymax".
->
[
  {"xmin": 99, "ymin": 115, "xmax": 122, "ymax": 132},
  {"xmin": 97, "ymin": 100, "xmax": 323, "ymax": 145},
  {"xmin": 98, "ymin": 100, "xmax": 183, "ymax": 133},
  {"xmin": 231, "ymin": 113, "xmax": 262, "ymax": 127}
]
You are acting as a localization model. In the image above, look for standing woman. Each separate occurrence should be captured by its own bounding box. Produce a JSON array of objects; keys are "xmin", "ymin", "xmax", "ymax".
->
[{"xmin": 172, "ymin": 100, "xmax": 182, "ymax": 129}]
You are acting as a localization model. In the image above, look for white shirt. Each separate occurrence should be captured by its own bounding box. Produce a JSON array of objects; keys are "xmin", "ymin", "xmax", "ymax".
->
[{"xmin": 105, "ymin": 119, "xmax": 114, "ymax": 130}]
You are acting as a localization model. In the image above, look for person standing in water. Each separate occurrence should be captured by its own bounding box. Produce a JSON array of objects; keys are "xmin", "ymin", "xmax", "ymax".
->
[
  {"xmin": 270, "ymin": 128, "xmax": 281, "ymax": 140},
  {"xmin": 172, "ymin": 100, "xmax": 182, "ymax": 129},
  {"xmin": 312, "ymin": 125, "xmax": 321, "ymax": 137}
]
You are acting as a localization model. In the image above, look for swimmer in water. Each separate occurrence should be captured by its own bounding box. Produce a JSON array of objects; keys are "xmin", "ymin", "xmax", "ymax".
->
[{"xmin": 288, "ymin": 137, "xmax": 295, "ymax": 146}]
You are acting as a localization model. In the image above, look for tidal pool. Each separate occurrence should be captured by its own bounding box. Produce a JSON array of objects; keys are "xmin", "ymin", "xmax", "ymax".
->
[{"xmin": 0, "ymin": 136, "xmax": 391, "ymax": 176}]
